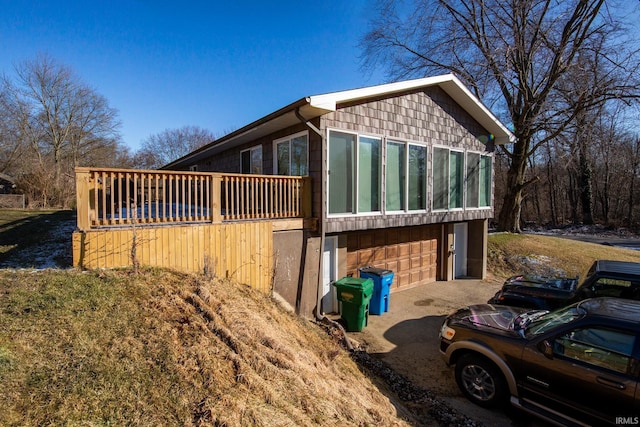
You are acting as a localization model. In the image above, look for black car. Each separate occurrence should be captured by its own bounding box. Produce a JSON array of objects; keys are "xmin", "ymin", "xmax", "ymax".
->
[
  {"xmin": 489, "ymin": 260, "xmax": 640, "ymax": 310},
  {"xmin": 439, "ymin": 298, "xmax": 639, "ymax": 426}
]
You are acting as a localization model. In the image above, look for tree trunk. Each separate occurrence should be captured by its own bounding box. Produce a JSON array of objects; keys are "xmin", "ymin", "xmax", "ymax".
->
[
  {"xmin": 497, "ymin": 147, "xmax": 528, "ymax": 232},
  {"xmin": 578, "ymin": 154, "xmax": 594, "ymax": 224}
]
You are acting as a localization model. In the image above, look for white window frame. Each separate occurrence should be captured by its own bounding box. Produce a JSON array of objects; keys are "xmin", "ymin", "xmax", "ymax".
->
[
  {"xmin": 326, "ymin": 128, "xmax": 384, "ymax": 217},
  {"xmin": 407, "ymin": 142, "xmax": 428, "ymax": 212},
  {"xmin": 273, "ymin": 130, "xmax": 309, "ymax": 176},
  {"xmin": 465, "ymin": 150, "xmax": 493, "ymax": 210},
  {"xmin": 432, "ymin": 145, "xmax": 465, "ymax": 212},
  {"xmin": 384, "ymin": 139, "xmax": 407, "ymax": 215}
]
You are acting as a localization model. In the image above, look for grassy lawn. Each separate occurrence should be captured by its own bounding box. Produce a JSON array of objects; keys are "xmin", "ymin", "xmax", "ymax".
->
[{"xmin": 488, "ymin": 232, "xmax": 640, "ymax": 279}]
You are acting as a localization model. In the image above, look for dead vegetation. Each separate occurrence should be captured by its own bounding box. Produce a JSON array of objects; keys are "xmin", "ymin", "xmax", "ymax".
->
[
  {"xmin": 0, "ymin": 268, "xmax": 414, "ymax": 426},
  {"xmin": 487, "ymin": 232, "xmax": 640, "ymax": 279}
]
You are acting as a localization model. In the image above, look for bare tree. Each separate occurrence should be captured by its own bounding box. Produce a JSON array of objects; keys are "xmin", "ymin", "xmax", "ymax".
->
[
  {"xmin": 2, "ymin": 55, "xmax": 123, "ymax": 207},
  {"xmin": 362, "ymin": 0, "xmax": 640, "ymax": 231},
  {"xmin": 133, "ymin": 126, "xmax": 215, "ymax": 169}
]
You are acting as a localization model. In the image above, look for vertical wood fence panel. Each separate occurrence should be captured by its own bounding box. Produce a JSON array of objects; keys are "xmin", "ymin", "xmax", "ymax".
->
[{"xmin": 72, "ymin": 222, "xmax": 274, "ymax": 293}]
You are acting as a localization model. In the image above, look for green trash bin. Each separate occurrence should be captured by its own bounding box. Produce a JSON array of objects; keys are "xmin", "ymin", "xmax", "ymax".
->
[{"xmin": 333, "ymin": 277, "xmax": 374, "ymax": 332}]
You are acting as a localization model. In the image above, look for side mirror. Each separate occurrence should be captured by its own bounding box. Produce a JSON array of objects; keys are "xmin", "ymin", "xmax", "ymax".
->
[{"xmin": 539, "ymin": 340, "xmax": 554, "ymax": 359}]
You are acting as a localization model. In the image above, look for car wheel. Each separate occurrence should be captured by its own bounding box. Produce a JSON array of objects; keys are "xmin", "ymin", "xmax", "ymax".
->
[{"xmin": 454, "ymin": 354, "xmax": 507, "ymax": 408}]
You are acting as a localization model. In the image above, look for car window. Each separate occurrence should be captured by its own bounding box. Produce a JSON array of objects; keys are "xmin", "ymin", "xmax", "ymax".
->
[
  {"xmin": 527, "ymin": 306, "xmax": 583, "ymax": 336},
  {"xmin": 592, "ymin": 278, "xmax": 633, "ymax": 298},
  {"xmin": 552, "ymin": 327, "xmax": 635, "ymax": 374}
]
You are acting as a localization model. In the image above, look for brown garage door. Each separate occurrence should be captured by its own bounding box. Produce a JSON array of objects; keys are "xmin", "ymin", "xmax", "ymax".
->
[{"xmin": 345, "ymin": 225, "xmax": 440, "ymax": 291}]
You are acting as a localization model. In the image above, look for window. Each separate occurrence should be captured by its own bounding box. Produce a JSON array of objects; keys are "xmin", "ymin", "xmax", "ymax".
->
[
  {"xmin": 328, "ymin": 130, "xmax": 382, "ymax": 215},
  {"xmin": 386, "ymin": 141, "xmax": 427, "ymax": 212},
  {"xmin": 241, "ymin": 146, "xmax": 262, "ymax": 174},
  {"xmin": 434, "ymin": 147, "xmax": 492, "ymax": 210},
  {"xmin": 408, "ymin": 144, "xmax": 427, "ymax": 210},
  {"xmin": 480, "ymin": 155, "xmax": 491, "ymax": 207},
  {"xmin": 450, "ymin": 151, "xmax": 464, "ymax": 209},
  {"xmin": 433, "ymin": 147, "xmax": 448, "ymax": 210},
  {"xmin": 328, "ymin": 131, "xmax": 355, "ymax": 214},
  {"xmin": 274, "ymin": 132, "xmax": 308, "ymax": 176},
  {"xmin": 433, "ymin": 147, "xmax": 463, "ymax": 210},
  {"xmin": 553, "ymin": 327, "xmax": 635, "ymax": 374},
  {"xmin": 358, "ymin": 136, "xmax": 381, "ymax": 213},
  {"xmin": 386, "ymin": 141, "xmax": 405, "ymax": 211}
]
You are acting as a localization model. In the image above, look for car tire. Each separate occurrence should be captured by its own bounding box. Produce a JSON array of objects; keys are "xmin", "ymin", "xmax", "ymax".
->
[{"xmin": 454, "ymin": 353, "xmax": 507, "ymax": 408}]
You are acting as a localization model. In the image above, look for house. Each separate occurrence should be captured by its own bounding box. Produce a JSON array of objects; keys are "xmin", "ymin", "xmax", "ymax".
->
[
  {"xmin": 0, "ymin": 173, "xmax": 17, "ymax": 194},
  {"xmin": 165, "ymin": 74, "xmax": 514, "ymax": 318}
]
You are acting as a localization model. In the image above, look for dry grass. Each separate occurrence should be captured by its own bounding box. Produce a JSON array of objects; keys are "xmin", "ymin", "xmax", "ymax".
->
[
  {"xmin": 0, "ymin": 268, "xmax": 410, "ymax": 427},
  {"xmin": 488, "ymin": 233, "xmax": 640, "ymax": 279}
]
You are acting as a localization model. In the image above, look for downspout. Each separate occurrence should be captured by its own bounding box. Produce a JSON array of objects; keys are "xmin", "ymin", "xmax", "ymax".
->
[{"xmin": 295, "ymin": 107, "xmax": 353, "ymax": 351}]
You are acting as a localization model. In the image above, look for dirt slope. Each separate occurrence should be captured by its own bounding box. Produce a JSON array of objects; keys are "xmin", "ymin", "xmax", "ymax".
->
[{"xmin": 0, "ymin": 268, "xmax": 417, "ymax": 426}]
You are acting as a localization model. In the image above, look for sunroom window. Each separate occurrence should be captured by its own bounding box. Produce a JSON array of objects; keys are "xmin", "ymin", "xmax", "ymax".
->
[
  {"xmin": 433, "ymin": 147, "xmax": 464, "ymax": 210},
  {"xmin": 466, "ymin": 152, "xmax": 492, "ymax": 208},
  {"xmin": 434, "ymin": 147, "xmax": 492, "ymax": 210},
  {"xmin": 328, "ymin": 130, "xmax": 382, "ymax": 214},
  {"xmin": 358, "ymin": 136, "xmax": 381, "ymax": 213},
  {"xmin": 408, "ymin": 144, "xmax": 427, "ymax": 210},
  {"xmin": 386, "ymin": 141, "xmax": 406, "ymax": 211},
  {"xmin": 328, "ymin": 131, "xmax": 355, "ymax": 214}
]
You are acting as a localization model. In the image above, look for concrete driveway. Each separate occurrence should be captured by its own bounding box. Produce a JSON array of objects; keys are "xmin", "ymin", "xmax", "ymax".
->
[{"xmin": 347, "ymin": 278, "xmax": 545, "ymax": 427}]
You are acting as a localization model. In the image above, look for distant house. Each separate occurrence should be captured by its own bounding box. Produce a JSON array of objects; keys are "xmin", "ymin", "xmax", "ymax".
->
[
  {"xmin": 0, "ymin": 173, "xmax": 17, "ymax": 194},
  {"xmin": 165, "ymin": 74, "xmax": 514, "ymax": 317}
]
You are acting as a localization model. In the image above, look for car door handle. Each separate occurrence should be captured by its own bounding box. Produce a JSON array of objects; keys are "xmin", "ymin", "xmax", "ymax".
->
[{"xmin": 596, "ymin": 376, "xmax": 626, "ymax": 390}]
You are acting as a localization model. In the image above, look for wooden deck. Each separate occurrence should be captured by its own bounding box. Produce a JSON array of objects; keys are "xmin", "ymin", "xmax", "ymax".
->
[{"xmin": 73, "ymin": 167, "xmax": 314, "ymax": 292}]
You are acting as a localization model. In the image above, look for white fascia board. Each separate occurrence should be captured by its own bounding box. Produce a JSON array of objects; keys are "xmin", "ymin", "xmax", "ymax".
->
[{"xmin": 308, "ymin": 74, "xmax": 456, "ymax": 109}]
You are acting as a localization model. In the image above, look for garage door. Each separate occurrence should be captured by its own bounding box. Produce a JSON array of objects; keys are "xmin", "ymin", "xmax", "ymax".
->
[{"xmin": 345, "ymin": 225, "xmax": 440, "ymax": 291}]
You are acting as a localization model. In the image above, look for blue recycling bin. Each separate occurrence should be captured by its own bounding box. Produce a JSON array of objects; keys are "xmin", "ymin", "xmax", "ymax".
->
[{"xmin": 359, "ymin": 267, "xmax": 394, "ymax": 315}]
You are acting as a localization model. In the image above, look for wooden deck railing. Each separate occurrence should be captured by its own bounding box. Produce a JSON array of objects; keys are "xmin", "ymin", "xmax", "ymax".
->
[{"xmin": 75, "ymin": 167, "xmax": 312, "ymax": 231}]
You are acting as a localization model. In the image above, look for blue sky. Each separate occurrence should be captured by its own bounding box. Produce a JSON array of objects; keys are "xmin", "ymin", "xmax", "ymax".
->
[{"xmin": 1, "ymin": 1, "xmax": 385, "ymax": 150}]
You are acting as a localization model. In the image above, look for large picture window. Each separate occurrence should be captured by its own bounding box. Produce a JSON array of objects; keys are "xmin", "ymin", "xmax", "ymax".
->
[
  {"xmin": 328, "ymin": 130, "xmax": 382, "ymax": 215},
  {"xmin": 434, "ymin": 147, "xmax": 492, "ymax": 210},
  {"xmin": 275, "ymin": 132, "xmax": 308, "ymax": 176}
]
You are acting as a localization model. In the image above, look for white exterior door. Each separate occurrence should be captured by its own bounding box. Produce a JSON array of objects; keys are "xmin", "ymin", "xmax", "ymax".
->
[
  {"xmin": 322, "ymin": 236, "xmax": 338, "ymax": 314},
  {"xmin": 453, "ymin": 223, "xmax": 468, "ymax": 278}
]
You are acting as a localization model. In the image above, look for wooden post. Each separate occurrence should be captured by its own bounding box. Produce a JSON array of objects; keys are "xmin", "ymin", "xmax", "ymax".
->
[
  {"xmin": 75, "ymin": 168, "xmax": 91, "ymax": 231},
  {"xmin": 211, "ymin": 174, "xmax": 222, "ymax": 223}
]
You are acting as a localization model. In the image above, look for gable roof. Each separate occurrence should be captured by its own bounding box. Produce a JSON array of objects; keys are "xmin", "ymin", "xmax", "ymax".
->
[{"xmin": 164, "ymin": 74, "xmax": 515, "ymax": 169}]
